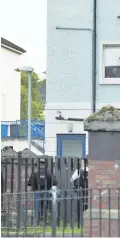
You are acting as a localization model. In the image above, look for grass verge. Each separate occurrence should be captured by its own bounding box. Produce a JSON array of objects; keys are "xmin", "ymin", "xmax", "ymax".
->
[{"xmin": 1, "ymin": 225, "xmax": 83, "ymax": 235}]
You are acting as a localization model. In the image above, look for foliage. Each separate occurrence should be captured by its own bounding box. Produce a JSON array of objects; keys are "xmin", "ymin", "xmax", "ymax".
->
[{"xmin": 21, "ymin": 71, "xmax": 45, "ymax": 120}]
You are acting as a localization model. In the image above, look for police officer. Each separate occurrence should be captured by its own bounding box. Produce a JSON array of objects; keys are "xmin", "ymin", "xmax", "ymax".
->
[
  {"xmin": 27, "ymin": 163, "xmax": 57, "ymax": 219},
  {"xmin": 27, "ymin": 167, "xmax": 57, "ymax": 190},
  {"xmin": 70, "ymin": 166, "xmax": 88, "ymax": 212},
  {"xmin": 1, "ymin": 172, "xmax": 4, "ymax": 211}
]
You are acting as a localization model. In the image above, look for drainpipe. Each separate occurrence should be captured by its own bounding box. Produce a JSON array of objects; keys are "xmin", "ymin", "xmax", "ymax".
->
[{"xmin": 92, "ymin": 0, "xmax": 97, "ymax": 113}]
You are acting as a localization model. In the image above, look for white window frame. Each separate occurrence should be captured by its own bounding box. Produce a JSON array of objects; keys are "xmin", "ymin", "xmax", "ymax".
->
[{"xmin": 99, "ymin": 41, "xmax": 120, "ymax": 85}]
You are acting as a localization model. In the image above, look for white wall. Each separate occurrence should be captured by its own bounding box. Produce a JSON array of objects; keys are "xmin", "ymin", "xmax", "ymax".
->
[
  {"xmin": 1, "ymin": 139, "xmax": 43, "ymax": 155},
  {"xmin": 45, "ymin": 102, "xmax": 120, "ymax": 156},
  {"xmin": 46, "ymin": 0, "xmax": 120, "ymax": 156},
  {"xmin": 45, "ymin": 102, "xmax": 92, "ymax": 156},
  {"xmin": 47, "ymin": 0, "xmax": 93, "ymax": 104},
  {"xmin": 46, "ymin": 0, "xmax": 93, "ymax": 156},
  {"xmin": 1, "ymin": 47, "xmax": 22, "ymax": 121}
]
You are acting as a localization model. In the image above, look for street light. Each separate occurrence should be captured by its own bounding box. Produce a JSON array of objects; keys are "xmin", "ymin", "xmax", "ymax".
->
[{"xmin": 15, "ymin": 66, "xmax": 33, "ymax": 150}]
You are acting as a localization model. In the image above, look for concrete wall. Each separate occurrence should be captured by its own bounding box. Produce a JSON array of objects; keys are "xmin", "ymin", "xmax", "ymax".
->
[
  {"xmin": 1, "ymin": 47, "xmax": 22, "ymax": 121},
  {"xmin": 89, "ymin": 131, "xmax": 120, "ymax": 161}
]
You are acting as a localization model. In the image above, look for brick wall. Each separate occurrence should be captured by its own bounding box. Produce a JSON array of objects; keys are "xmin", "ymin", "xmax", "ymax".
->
[
  {"xmin": 4, "ymin": 162, "xmax": 39, "ymax": 194},
  {"xmin": 3, "ymin": 164, "xmax": 33, "ymax": 193},
  {"xmin": 88, "ymin": 160, "xmax": 120, "ymax": 209},
  {"xmin": 2, "ymin": 163, "xmax": 37, "ymax": 212},
  {"xmin": 84, "ymin": 219, "xmax": 119, "ymax": 237},
  {"xmin": 89, "ymin": 160, "xmax": 120, "ymax": 189},
  {"xmin": 84, "ymin": 159, "xmax": 120, "ymax": 236}
]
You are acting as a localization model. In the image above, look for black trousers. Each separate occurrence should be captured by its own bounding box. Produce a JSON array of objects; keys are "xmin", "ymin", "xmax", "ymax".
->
[
  {"xmin": 36, "ymin": 192, "xmax": 51, "ymax": 221},
  {"xmin": 74, "ymin": 190, "xmax": 88, "ymax": 211},
  {"xmin": 40, "ymin": 200, "xmax": 52, "ymax": 216}
]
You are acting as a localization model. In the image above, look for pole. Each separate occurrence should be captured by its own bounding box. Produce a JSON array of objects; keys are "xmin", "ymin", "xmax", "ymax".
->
[
  {"xmin": 118, "ymin": 188, "xmax": 120, "ymax": 237},
  {"xmin": 28, "ymin": 72, "xmax": 32, "ymax": 150},
  {"xmin": 92, "ymin": 0, "xmax": 97, "ymax": 113},
  {"xmin": 17, "ymin": 151, "xmax": 22, "ymax": 230},
  {"xmin": 52, "ymin": 186, "xmax": 57, "ymax": 237}
]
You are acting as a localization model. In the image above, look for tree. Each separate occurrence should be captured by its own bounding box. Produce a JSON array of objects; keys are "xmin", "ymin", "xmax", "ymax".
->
[{"xmin": 21, "ymin": 71, "xmax": 45, "ymax": 120}]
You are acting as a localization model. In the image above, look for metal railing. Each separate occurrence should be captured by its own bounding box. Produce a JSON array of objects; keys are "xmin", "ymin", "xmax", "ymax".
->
[
  {"xmin": 1, "ymin": 120, "xmax": 45, "ymax": 140},
  {"xmin": 1, "ymin": 120, "xmax": 45, "ymax": 125},
  {"xmin": 2, "ymin": 155, "xmax": 120, "ymax": 236},
  {"xmin": 1, "ymin": 156, "xmax": 88, "ymax": 195},
  {"xmin": 1, "ymin": 188, "xmax": 120, "ymax": 237}
]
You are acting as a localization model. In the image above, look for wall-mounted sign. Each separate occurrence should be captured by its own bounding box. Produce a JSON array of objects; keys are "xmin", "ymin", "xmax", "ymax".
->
[{"xmin": 68, "ymin": 123, "xmax": 73, "ymax": 132}]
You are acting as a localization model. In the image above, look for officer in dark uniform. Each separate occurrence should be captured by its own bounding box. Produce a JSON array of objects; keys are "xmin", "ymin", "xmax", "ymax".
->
[
  {"xmin": 27, "ymin": 164, "xmax": 57, "ymax": 219},
  {"xmin": 1, "ymin": 172, "xmax": 4, "ymax": 211},
  {"xmin": 27, "ymin": 167, "xmax": 57, "ymax": 190},
  {"xmin": 1, "ymin": 172, "xmax": 4, "ymax": 194}
]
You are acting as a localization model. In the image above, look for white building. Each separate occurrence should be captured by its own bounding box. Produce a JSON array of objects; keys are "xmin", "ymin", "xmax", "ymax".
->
[
  {"xmin": 1, "ymin": 37, "xmax": 26, "ymax": 121},
  {"xmin": 45, "ymin": 0, "xmax": 120, "ymax": 157},
  {"xmin": 1, "ymin": 38, "xmax": 45, "ymax": 155}
]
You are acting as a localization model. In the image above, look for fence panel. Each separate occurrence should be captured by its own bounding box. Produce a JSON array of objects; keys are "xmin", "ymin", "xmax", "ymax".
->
[
  {"xmin": 1, "ymin": 188, "xmax": 120, "ymax": 237},
  {"xmin": 1, "ymin": 156, "xmax": 88, "ymax": 223},
  {"xmin": 1, "ymin": 156, "xmax": 88, "ymax": 190}
]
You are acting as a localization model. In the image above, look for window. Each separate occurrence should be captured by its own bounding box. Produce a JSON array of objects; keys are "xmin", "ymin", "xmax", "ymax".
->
[{"xmin": 100, "ymin": 42, "xmax": 120, "ymax": 84}]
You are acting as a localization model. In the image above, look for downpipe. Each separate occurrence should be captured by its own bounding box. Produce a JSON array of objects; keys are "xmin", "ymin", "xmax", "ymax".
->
[{"xmin": 92, "ymin": 0, "xmax": 97, "ymax": 113}]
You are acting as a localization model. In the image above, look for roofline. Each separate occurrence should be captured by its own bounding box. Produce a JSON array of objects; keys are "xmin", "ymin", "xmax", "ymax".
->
[{"xmin": 1, "ymin": 37, "xmax": 26, "ymax": 54}]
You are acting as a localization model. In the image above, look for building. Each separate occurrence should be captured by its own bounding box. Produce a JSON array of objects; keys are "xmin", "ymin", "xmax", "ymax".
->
[
  {"xmin": 1, "ymin": 38, "xmax": 45, "ymax": 155},
  {"xmin": 45, "ymin": 0, "xmax": 120, "ymax": 157},
  {"xmin": 1, "ymin": 37, "xmax": 26, "ymax": 121}
]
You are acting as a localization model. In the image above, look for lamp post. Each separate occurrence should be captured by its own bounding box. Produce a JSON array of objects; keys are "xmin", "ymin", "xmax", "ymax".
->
[{"xmin": 15, "ymin": 66, "xmax": 33, "ymax": 150}]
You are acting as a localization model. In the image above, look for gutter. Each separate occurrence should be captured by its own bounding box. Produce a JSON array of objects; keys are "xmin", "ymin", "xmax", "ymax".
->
[
  {"xmin": 1, "ymin": 44, "xmax": 25, "ymax": 55},
  {"xmin": 92, "ymin": 0, "xmax": 97, "ymax": 113}
]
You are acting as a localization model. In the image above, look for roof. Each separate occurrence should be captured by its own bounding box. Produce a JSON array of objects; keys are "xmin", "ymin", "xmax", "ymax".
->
[
  {"xmin": 20, "ymin": 148, "xmax": 38, "ymax": 159},
  {"xmin": 1, "ymin": 146, "xmax": 18, "ymax": 161},
  {"xmin": 1, "ymin": 37, "xmax": 26, "ymax": 54}
]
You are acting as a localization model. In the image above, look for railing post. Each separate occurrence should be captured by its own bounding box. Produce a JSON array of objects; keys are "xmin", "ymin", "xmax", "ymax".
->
[
  {"xmin": 118, "ymin": 188, "xmax": 120, "ymax": 237},
  {"xmin": 17, "ymin": 151, "xmax": 22, "ymax": 230},
  {"xmin": 16, "ymin": 120, "xmax": 17, "ymax": 138},
  {"xmin": 51, "ymin": 186, "xmax": 57, "ymax": 237}
]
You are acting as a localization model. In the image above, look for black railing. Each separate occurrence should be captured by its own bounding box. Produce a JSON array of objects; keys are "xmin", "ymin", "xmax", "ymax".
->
[
  {"xmin": 1, "ymin": 188, "xmax": 120, "ymax": 237},
  {"xmin": 1, "ymin": 155, "xmax": 88, "ymax": 194}
]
